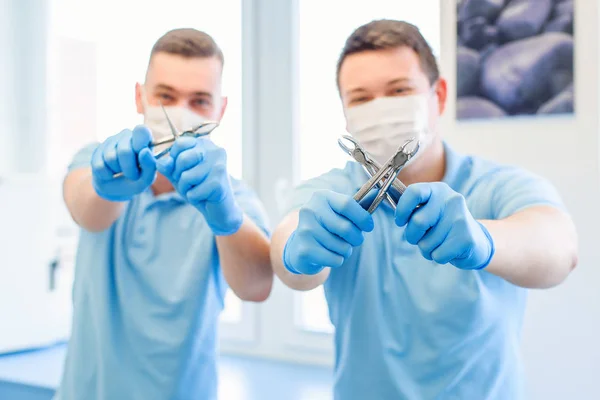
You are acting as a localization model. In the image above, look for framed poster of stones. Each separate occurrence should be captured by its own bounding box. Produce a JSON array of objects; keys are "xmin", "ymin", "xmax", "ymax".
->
[{"xmin": 456, "ymin": 0, "xmax": 575, "ymax": 120}]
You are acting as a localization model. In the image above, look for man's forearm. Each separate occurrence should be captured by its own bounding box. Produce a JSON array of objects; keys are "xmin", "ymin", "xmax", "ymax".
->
[
  {"xmin": 270, "ymin": 212, "xmax": 330, "ymax": 291},
  {"xmin": 216, "ymin": 215, "xmax": 273, "ymax": 302},
  {"xmin": 480, "ymin": 206, "xmax": 578, "ymax": 289},
  {"xmin": 63, "ymin": 168, "xmax": 124, "ymax": 232}
]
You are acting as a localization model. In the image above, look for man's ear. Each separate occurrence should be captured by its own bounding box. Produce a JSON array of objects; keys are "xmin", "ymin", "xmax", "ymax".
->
[
  {"xmin": 435, "ymin": 77, "xmax": 448, "ymax": 115},
  {"xmin": 135, "ymin": 82, "xmax": 144, "ymax": 114},
  {"xmin": 218, "ymin": 96, "xmax": 228, "ymax": 121}
]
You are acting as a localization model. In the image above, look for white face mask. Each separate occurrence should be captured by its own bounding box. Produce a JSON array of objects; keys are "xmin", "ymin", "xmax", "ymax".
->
[
  {"xmin": 344, "ymin": 93, "xmax": 433, "ymax": 166},
  {"xmin": 140, "ymin": 86, "xmax": 209, "ymax": 155}
]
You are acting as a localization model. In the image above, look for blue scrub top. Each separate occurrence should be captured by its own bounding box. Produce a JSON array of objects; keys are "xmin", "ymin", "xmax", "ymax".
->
[
  {"xmin": 54, "ymin": 143, "xmax": 270, "ymax": 400},
  {"xmin": 285, "ymin": 143, "xmax": 565, "ymax": 400}
]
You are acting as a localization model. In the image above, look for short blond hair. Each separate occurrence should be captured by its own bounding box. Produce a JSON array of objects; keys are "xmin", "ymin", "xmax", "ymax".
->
[
  {"xmin": 149, "ymin": 28, "xmax": 224, "ymax": 67},
  {"xmin": 337, "ymin": 19, "xmax": 439, "ymax": 87}
]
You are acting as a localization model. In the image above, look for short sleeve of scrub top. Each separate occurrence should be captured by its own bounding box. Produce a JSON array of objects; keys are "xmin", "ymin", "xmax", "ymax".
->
[
  {"xmin": 230, "ymin": 177, "xmax": 272, "ymax": 236},
  {"xmin": 284, "ymin": 164, "xmax": 357, "ymax": 214},
  {"xmin": 68, "ymin": 142, "xmax": 100, "ymax": 171},
  {"xmin": 472, "ymin": 166, "xmax": 566, "ymax": 220}
]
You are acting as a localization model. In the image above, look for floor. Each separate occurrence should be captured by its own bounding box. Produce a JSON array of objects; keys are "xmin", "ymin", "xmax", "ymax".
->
[{"xmin": 0, "ymin": 344, "xmax": 333, "ymax": 400}]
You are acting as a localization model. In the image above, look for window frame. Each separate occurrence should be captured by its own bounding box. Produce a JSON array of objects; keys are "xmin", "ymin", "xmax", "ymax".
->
[{"xmin": 219, "ymin": 0, "xmax": 336, "ymax": 365}]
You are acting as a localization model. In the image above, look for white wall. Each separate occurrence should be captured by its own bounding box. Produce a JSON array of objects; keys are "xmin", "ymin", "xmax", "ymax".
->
[
  {"xmin": 0, "ymin": 0, "xmax": 17, "ymax": 175},
  {"xmin": 0, "ymin": 0, "xmax": 49, "ymax": 175},
  {"xmin": 440, "ymin": 1, "xmax": 599, "ymax": 399},
  {"xmin": 0, "ymin": 175, "xmax": 76, "ymax": 353}
]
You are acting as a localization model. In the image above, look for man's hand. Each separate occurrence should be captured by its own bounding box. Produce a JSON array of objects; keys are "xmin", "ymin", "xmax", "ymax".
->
[
  {"xmin": 395, "ymin": 182, "xmax": 495, "ymax": 270},
  {"xmin": 157, "ymin": 137, "xmax": 243, "ymax": 236},
  {"xmin": 283, "ymin": 190, "xmax": 374, "ymax": 275},
  {"xmin": 91, "ymin": 125, "xmax": 157, "ymax": 202}
]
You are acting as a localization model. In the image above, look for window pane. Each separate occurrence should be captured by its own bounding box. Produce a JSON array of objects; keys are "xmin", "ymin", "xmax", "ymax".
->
[
  {"xmin": 295, "ymin": 2, "xmax": 441, "ymax": 333},
  {"xmin": 220, "ymin": 290, "xmax": 243, "ymax": 324},
  {"xmin": 48, "ymin": 0, "xmax": 243, "ymax": 179},
  {"xmin": 294, "ymin": 287, "xmax": 333, "ymax": 334}
]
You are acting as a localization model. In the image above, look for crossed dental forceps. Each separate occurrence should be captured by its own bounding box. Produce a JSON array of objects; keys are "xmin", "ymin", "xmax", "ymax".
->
[
  {"xmin": 113, "ymin": 104, "xmax": 219, "ymax": 178},
  {"xmin": 338, "ymin": 135, "xmax": 419, "ymax": 214}
]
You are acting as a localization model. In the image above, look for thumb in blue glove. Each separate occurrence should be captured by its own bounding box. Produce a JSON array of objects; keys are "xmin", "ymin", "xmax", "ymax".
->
[
  {"xmin": 283, "ymin": 190, "xmax": 374, "ymax": 275},
  {"xmin": 394, "ymin": 182, "xmax": 495, "ymax": 270},
  {"xmin": 91, "ymin": 125, "xmax": 157, "ymax": 202},
  {"xmin": 157, "ymin": 137, "xmax": 243, "ymax": 236}
]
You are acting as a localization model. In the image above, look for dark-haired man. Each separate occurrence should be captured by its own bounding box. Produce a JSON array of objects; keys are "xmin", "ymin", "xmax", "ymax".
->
[
  {"xmin": 271, "ymin": 20, "xmax": 578, "ymax": 399},
  {"xmin": 56, "ymin": 29, "xmax": 272, "ymax": 400}
]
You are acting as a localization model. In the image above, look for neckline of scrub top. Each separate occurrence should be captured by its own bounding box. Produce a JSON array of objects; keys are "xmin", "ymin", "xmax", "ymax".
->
[
  {"xmin": 350, "ymin": 141, "xmax": 465, "ymax": 190},
  {"xmin": 138, "ymin": 187, "xmax": 186, "ymax": 211},
  {"xmin": 439, "ymin": 141, "xmax": 466, "ymax": 190}
]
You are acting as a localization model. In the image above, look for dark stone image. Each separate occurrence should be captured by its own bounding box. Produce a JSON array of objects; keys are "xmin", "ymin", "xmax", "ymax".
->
[{"xmin": 456, "ymin": 0, "xmax": 575, "ymax": 120}]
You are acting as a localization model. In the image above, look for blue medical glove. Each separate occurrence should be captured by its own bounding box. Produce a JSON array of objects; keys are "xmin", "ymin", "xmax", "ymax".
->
[
  {"xmin": 283, "ymin": 190, "xmax": 374, "ymax": 275},
  {"xmin": 91, "ymin": 125, "xmax": 157, "ymax": 202},
  {"xmin": 156, "ymin": 137, "xmax": 243, "ymax": 236},
  {"xmin": 394, "ymin": 182, "xmax": 495, "ymax": 270}
]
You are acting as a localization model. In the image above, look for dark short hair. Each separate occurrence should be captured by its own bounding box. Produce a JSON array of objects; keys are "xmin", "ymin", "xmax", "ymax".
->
[
  {"xmin": 149, "ymin": 28, "xmax": 224, "ymax": 67},
  {"xmin": 336, "ymin": 19, "xmax": 439, "ymax": 87}
]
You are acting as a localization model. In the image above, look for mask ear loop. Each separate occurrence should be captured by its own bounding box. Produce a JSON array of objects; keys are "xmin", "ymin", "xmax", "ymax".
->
[
  {"xmin": 429, "ymin": 79, "xmax": 439, "ymax": 97},
  {"xmin": 416, "ymin": 79, "xmax": 440, "ymax": 151}
]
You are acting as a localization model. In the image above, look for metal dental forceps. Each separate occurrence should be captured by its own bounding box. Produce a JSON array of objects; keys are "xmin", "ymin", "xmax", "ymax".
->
[
  {"xmin": 113, "ymin": 104, "xmax": 219, "ymax": 178},
  {"xmin": 338, "ymin": 135, "xmax": 407, "ymax": 210},
  {"xmin": 338, "ymin": 135, "xmax": 419, "ymax": 213}
]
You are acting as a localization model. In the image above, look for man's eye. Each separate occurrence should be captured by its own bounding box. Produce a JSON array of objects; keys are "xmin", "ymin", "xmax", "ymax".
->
[
  {"xmin": 193, "ymin": 99, "xmax": 211, "ymax": 107},
  {"xmin": 350, "ymin": 97, "xmax": 370, "ymax": 105},
  {"xmin": 159, "ymin": 93, "xmax": 174, "ymax": 101}
]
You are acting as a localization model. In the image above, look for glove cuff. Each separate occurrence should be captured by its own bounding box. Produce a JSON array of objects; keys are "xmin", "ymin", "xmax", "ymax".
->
[
  {"xmin": 473, "ymin": 221, "xmax": 495, "ymax": 270},
  {"xmin": 209, "ymin": 206, "xmax": 244, "ymax": 236},
  {"xmin": 92, "ymin": 177, "xmax": 132, "ymax": 203},
  {"xmin": 203, "ymin": 187, "xmax": 245, "ymax": 236},
  {"xmin": 283, "ymin": 233, "xmax": 302, "ymax": 275}
]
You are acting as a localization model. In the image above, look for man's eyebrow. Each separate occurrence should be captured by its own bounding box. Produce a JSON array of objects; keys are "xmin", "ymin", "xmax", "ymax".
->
[
  {"xmin": 345, "ymin": 78, "xmax": 413, "ymax": 95},
  {"xmin": 154, "ymin": 84, "xmax": 176, "ymax": 92},
  {"xmin": 346, "ymin": 87, "xmax": 368, "ymax": 95},
  {"xmin": 192, "ymin": 91, "xmax": 213, "ymax": 98},
  {"xmin": 154, "ymin": 85, "xmax": 213, "ymax": 99},
  {"xmin": 387, "ymin": 78, "xmax": 412, "ymax": 86}
]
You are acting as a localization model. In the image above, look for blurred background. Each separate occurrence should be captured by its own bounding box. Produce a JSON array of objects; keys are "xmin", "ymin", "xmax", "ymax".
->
[{"xmin": 0, "ymin": 0, "xmax": 597, "ymax": 399}]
